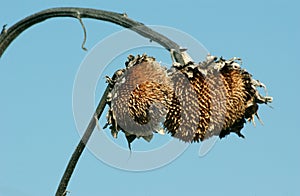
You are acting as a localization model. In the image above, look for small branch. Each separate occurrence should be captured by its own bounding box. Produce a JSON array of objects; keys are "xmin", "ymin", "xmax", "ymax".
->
[
  {"xmin": 1, "ymin": 24, "xmax": 7, "ymax": 34},
  {"xmin": 76, "ymin": 12, "xmax": 88, "ymax": 51}
]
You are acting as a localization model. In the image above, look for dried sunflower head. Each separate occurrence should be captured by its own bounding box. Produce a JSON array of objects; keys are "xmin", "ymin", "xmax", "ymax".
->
[
  {"xmin": 105, "ymin": 54, "xmax": 173, "ymax": 148},
  {"xmin": 165, "ymin": 55, "xmax": 272, "ymax": 142},
  {"xmin": 104, "ymin": 54, "xmax": 273, "ymax": 148}
]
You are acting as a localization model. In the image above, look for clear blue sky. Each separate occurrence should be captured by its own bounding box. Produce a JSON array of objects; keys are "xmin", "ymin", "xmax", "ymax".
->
[{"xmin": 0, "ymin": 0, "xmax": 299, "ymax": 196}]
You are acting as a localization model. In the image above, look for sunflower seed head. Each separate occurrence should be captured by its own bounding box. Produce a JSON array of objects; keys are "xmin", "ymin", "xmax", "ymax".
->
[{"xmin": 104, "ymin": 54, "xmax": 273, "ymax": 148}]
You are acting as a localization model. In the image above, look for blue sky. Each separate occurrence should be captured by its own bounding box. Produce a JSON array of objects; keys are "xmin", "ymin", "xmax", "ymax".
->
[{"xmin": 0, "ymin": 0, "xmax": 299, "ymax": 196}]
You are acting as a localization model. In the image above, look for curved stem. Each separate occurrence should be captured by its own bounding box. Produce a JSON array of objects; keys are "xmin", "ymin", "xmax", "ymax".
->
[
  {"xmin": 0, "ymin": 7, "xmax": 181, "ymax": 58},
  {"xmin": 0, "ymin": 7, "xmax": 186, "ymax": 196}
]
